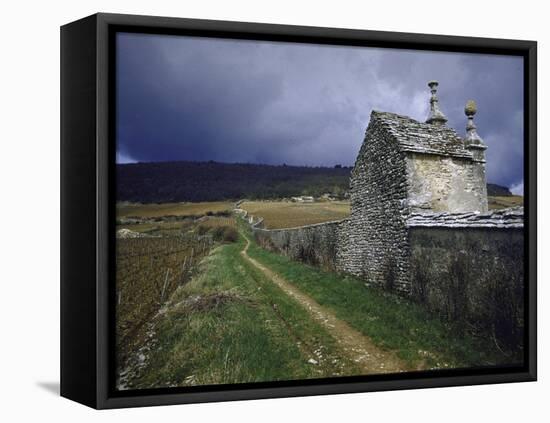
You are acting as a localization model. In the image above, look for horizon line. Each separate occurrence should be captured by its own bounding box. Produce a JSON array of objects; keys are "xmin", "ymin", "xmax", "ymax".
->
[{"xmin": 116, "ymin": 159, "xmax": 355, "ymax": 168}]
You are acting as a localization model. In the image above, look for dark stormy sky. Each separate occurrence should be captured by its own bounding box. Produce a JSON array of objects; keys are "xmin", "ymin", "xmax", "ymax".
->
[{"xmin": 116, "ymin": 32, "xmax": 524, "ymax": 194}]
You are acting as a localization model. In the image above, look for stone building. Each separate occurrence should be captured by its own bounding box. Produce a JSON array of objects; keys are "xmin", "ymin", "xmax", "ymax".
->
[
  {"xmin": 344, "ymin": 81, "xmax": 491, "ymax": 292},
  {"xmin": 252, "ymin": 81, "xmax": 524, "ymax": 341}
]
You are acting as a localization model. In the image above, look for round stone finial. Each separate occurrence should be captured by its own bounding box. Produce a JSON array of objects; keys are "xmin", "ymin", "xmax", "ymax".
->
[
  {"xmin": 464, "ymin": 99, "xmax": 485, "ymax": 147},
  {"xmin": 465, "ymin": 100, "xmax": 477, "ymax": 116},
  {"xmin": 428, "ymin": 80, "xmax": 439, "ymax": 90}
]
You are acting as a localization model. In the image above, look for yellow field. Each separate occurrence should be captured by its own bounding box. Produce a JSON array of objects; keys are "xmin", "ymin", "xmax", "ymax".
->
[
  {"xmin": 241, "ymin": 196, "xmax": 523, "ymax": 229},
  {"xmin": 116, "ymin": 194, "xmax": 521, "ymax": 228},
  {"xmin": 240, "ymin": 200, "xmax": 350, "ymax": 229},
  {"xmin": 117, "ymin": 201, "xmax": 233, "ymax": 218},
  {"xmin": 488, "ymin": 195, "xmax": 523, "ymax": 210}
]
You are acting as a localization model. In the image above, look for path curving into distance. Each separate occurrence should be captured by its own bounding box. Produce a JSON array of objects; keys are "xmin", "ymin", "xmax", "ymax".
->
[{"xmin": 240, "ymin": 234, "xmax": 407, "ymax": 375}]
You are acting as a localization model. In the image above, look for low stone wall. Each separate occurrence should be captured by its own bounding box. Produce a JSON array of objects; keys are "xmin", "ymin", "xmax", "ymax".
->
[
  {"xmin": 253, "ymin": 219, "xmax": 348, "ymax": 272},
  {"xmin": 408, "ymin": 218, "xmax": 524, "ymax": 348},
  {"xmin": 251, "ymin": 207, "xmax": 524, "ymax": 348}
]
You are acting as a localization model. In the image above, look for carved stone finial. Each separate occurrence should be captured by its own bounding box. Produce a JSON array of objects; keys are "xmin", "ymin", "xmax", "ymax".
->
[
  {"xmin": 426, "ymin": 80, "xmax": 448, "ymax": 125},
  {"xmin": 464, "ymin": 99, "xmax": 484, "ymax": 146},
  {"xmin": 465, "ymin": 99, "xmax": 477, "ymax": 116}
]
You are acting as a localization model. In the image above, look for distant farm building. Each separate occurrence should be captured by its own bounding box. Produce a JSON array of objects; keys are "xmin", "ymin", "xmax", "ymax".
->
[{"xmin": 291, "ymin": 196, "xmax": 315, "ymax": 203}]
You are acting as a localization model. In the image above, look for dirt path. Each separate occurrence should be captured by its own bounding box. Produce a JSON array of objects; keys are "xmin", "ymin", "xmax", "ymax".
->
[{"xmin": 240, "ymin": 236, "xmax": 407, "ymax": 375}]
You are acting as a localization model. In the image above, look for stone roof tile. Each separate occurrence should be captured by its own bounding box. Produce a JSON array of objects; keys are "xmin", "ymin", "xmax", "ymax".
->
[
  {"xmin": 371, "ymin": 111, "xmax": 473, "ymax": 159},
  {"xmin": 406, "ymin": 206, "xmax": 524, "ymax": 228}
]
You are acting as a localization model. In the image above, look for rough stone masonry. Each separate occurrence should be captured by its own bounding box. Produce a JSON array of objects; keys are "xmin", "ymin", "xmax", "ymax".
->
[{"xmin": 252, "ymin": 81, "xmax": 524, "ymax": 341}]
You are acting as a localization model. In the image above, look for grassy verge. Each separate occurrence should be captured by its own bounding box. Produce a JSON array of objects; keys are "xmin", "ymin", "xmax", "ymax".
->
[
  {"xmin": 244, "ymin": 228, "xmax": 510, "ymax": 370},
  {"xmin": 125, "ymin": 236, "xmax": 361, "ymax": 390}
]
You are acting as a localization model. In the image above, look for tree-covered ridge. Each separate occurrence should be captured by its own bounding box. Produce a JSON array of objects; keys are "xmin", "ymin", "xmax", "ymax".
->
[
  {"xmin": 117, "ymin": 161, "xmax": 512, "ymax": 203},
  {"xmin": 117, "ymin": 161, "xmax": 352, "ymax": 203}
]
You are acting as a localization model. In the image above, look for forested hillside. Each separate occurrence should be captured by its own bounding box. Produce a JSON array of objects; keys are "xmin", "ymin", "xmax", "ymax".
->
[
  {"xmin": 117, "ymin": 161, "xmax": 513, "ymax": 203},
  {"xmin": 117, "ymin": 161, "xmax": 351, "ymax": 202}
]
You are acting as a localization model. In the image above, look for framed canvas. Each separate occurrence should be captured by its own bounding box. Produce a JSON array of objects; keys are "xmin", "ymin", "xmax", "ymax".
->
[{"xmin": 60, "ymin": 12, "xmax": 537, "ymax": 409}]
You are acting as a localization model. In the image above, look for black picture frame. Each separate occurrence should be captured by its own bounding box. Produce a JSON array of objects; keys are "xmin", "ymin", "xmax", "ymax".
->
[{"xmin": 60, "ymin": 12, "xmax": 537, "ymax": 409}]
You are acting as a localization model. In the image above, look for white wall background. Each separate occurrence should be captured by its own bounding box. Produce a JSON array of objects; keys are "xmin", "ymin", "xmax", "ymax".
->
[{"xmin": 0, "ymin": 0, "xmax": 546, "ymax": 421}]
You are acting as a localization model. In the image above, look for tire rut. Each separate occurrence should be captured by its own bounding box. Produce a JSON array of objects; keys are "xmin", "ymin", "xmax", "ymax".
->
[{"xmin": 240, "ymin": 234, "xmax": 408, "ymax": 375}]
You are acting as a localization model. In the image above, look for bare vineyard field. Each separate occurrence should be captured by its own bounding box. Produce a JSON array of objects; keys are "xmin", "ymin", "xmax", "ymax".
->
[
  {"xmin": 240, "ymin": 200, "xmax": 350, "ymax": 229},
  {"xmin": 115, "ymin": 200, "xmax": 239, "ymax": 368},
  {"xmin": 116, "ymin": 234, "xmax": 212, "ymax": 363},
  {"xmin": 118, "ymin": 220, "xmax": 196, "ymax": 236},
  {"xmin": 117, "ymin": 201, "xmax": 234, "ymax": 219}
]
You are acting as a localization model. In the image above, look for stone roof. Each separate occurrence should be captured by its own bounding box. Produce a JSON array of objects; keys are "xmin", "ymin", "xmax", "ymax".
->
[
  {"xmin": 371, "ymin": 111, "xmax": 473, "ymax": 159},
  {"xmin": 406, "ymin": 207, "xmax": 524, "ymax": 228}
]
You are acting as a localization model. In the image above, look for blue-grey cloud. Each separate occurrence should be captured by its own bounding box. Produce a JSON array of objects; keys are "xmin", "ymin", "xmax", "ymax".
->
[{"xmin": 116, "ymin": 33, "xmax": 524, "ymax": 189}]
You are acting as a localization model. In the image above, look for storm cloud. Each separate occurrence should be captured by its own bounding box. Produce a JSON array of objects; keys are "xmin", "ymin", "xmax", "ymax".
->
[{"xmin": 116, "ymin": 32, "xmax": 524, "ymax": 190}]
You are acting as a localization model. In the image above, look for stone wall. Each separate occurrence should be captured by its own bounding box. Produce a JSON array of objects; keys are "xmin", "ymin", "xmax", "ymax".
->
[
  {"xmin": 407, "ymin": 208, "xmax": 524, "ymax": 347},
  {"xmin": 251, "ymin": 203, "xmax": 524, "ymax": 344},
  {"xmin": 251, "ymin": 204, "xmax": 524, "ymax": 346},
  {"xmin": 406, "ymin": 153, "xmax": 488, "ymax": 213},
  {"xmin": 253, "ymin": 219, "xmax": 348, "ymax": 272},
  {"xmin": 345, "ymin": 115, "xmax": 411, "ymax": 292}
]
